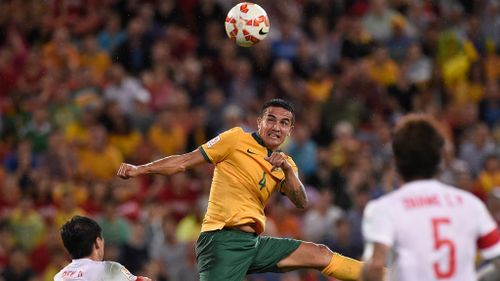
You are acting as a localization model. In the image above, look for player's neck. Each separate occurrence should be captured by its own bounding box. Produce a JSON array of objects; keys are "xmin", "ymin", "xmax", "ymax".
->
[
  {"xmin": 252, "ymin": 131, "xmax": 280, "ymax": 151},
  {"xmin": 85, "ymin": 249, "xmax": 103, "ymax": 261},
  {"xmin": 83, "ymin": 255, "xmax": 101, "ymax": 262},
  {"xmin": 403, "ymin": 177, "xmax": 436, "ymax": 184}
]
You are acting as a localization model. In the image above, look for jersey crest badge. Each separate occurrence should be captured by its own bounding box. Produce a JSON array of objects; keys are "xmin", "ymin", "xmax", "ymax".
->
[
  {"xmin": 119, "ymin": 266, "xmax": 135, "ymax": 281},
  {"xmin": 206, "ymin": 135, "xmax": 221, "ymax": 148}
]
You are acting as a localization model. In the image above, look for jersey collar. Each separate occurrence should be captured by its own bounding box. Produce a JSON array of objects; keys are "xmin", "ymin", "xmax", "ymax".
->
[{"xmin": 252, "ymin": 132, "xmax": 274, "ymax": 157}]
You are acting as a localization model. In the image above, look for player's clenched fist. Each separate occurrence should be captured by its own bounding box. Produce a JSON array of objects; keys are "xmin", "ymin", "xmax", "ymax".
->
[
  {"xmin": 117, "ymin": 163, "xmax": 141, "ymax": 179},
  {"xmin": 265, "ymin": 151, "xmax": 292, "ymax": 172}
]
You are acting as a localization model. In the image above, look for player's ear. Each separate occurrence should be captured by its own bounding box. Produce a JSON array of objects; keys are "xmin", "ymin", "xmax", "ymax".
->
[
  {"xmin": 257, "ymin": 117, "xmax": 262, "ymax": 130},
  {"xmin": 287, "ymin": 125, "xmax": 294, "ymax": 136},
  {"xmin": 95, "ymin": 236, "xmax": 103, "ymax": 249}
]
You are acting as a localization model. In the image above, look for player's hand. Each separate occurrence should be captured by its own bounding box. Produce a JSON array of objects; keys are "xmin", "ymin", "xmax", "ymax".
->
[
  {"xmin": 117, "ymin": 163, "xmax": 141, "ymax": 179},
  {"xmin": 265, "ymin": 151, "xmax": 292, "ymax": 172},
  {"xmin": 136, "ymin": 276, "xmax": 153, "ymax": 281}
]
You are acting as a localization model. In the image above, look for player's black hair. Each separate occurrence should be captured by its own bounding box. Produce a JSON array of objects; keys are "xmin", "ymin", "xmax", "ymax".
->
[
  {"xmin": 260, "ymin": 99, "xmax": 296, "ymax": 124},
  {"xmin": 60, "ymin": 215, "xmax": 102, "ymax": 259},
  {"xmin": 392, "ymin": 114, "xmax": 445, "ymax": 182}
]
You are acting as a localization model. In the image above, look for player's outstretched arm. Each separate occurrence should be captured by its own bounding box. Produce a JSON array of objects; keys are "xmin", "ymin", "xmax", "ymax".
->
[
  {"xmin": 266, "ymin": 151, "xmax": 308, "ymax": 209},
  {"xmin": 281, "ymin": 168, "xmax": 308, "ymax": 209},
  {"xmin": 117, "ymin": 149, "xmax": 206, "ymax": 179}
]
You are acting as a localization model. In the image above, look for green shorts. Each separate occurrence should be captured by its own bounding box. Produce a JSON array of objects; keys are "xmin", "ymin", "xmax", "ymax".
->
[{"xmin": 195, "ymin": 228, "xmax": 301, "ymax": 281}]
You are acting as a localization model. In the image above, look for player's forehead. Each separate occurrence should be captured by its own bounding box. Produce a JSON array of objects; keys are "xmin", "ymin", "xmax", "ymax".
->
[{"xmin": 262, "ymin": 106, "xmax": 293, "ymax": 120}]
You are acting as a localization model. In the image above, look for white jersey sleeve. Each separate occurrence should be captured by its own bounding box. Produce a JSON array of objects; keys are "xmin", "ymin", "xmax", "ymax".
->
[
  {"xmin": 106, "ymin": 261, "xmax": 138, "ymax": 281},
  {"xmin": 362, "ymin": 199, "xmax": 395, "ymax": 247},
  {"xmin": 473, "ymin": 197, "xmax": 500, "ymax": 260}
]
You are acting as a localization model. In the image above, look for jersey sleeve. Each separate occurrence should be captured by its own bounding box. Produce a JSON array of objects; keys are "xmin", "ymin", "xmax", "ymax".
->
[
  {"xmin": 287, "ymin": 156, "xmax": 299, "ymax": 175},
  {"xmin": 362, "ymin": 199, "xmax": 396, "ymax": 247},
  {"xmin": 199, "ymin": 127, "xmax": 242, "ymax": 164},
  {"xmin": 278, "ymin": 156, "xmax": 299, "ymax": 194},
  {"xmin": 106, "ymin": 261, "xmax": 137, "ymax": 281},
  {"xmin": 474, "ymin": 198, "xmax": 500, "ymax": 260}
]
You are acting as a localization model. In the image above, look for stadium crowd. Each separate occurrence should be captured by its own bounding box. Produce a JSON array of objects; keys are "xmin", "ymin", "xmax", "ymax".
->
[{"xmin": 1, "ymin": 0, "xmax": 500, "ymax": 280}]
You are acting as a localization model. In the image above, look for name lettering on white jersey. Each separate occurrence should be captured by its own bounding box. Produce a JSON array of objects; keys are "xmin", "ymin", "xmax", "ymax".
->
[
  {"xmin": 54, "ymin": 259, "xmax": 137, "ymax": 281},
  {"xmin": 62, "ymin": 271, "xmax": 83, "ymax": 278},
  {"xmin": 403, "ymin": 195, "xmax": 440, "ymax": 209}
]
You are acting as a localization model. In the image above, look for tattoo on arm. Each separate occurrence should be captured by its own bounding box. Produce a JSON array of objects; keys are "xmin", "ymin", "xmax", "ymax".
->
[{"xmin": 284, "ymin": 181, "xmax": 308, "ymax": 209}]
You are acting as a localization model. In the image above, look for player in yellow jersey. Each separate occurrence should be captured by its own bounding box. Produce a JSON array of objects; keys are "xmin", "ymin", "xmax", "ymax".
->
[{"xmin": 117, "ymin": 99, "xmax": 364, "ymax": 281}]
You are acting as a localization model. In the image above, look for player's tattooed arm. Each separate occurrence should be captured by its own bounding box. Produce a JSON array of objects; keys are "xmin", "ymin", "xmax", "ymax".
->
[
  {"xmin": 281, "ymin": 177, "xmax": 308, "ymax": 209},
  {"xmin": 266, "ymin": 151, "xmax": 308, "ymax": 209}
]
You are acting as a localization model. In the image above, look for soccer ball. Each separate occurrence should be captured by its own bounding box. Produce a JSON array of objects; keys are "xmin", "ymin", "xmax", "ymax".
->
[{"xmin": 225, "ymin": 2, "xmax": 270, "ymax": 47}]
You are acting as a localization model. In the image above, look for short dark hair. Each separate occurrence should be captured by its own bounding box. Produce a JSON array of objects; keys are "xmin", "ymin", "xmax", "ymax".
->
[
  {"xmin": 392, "ymin": 114, "xmax": 445, "ymax": 181},
  {"xmin": 60, "ymin": 215, "xmax": 102, "ymax": 259},
  {"xmin": 261, "ymin": 99, "xmax": 296, "ymax": 123}
]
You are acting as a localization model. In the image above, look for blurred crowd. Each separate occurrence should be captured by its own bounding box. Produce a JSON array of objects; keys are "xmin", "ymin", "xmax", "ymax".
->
[{"xmin": 1, "ymin": 0, "xmax": 500, "ymax": 280}]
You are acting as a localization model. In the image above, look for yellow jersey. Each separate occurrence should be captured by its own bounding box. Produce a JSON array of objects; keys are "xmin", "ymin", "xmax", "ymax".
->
[{"xmin": 199, "ymin": 127, "xmax": 298, "ymax": 234}]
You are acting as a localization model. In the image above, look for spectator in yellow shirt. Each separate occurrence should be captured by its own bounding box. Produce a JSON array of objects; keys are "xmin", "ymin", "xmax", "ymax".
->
[
  {"xmin": 79, "ymin": 34, "xmax": 111, "ymax": 84},
  {"xmin": 42, "ymin": 27, "xmax": 80, "ymax": 72},
  {"xmin": 484, "ymin": 40, "xmax": 500, "ymax": 82},
  {"xmin": 478, "ymin": 154, "xmax": 500, "ymax": 195},
  {"xmin": 148, "ymin": 110, "xmax": 186, "ymax": 156},
  {"xmin": 8, "ymin": 197, "xmax": 45, "ymax": 251},
  {"xmin": 103, "ymin": 101, "xmax": 143, "ymax": 160},
  {"xmin": 306, "ymin": 65, "xmax": 335, "ymax": 104},
  {"xmin": 78, "ymin": 124, "xmax": 123, "ymax": 182},
  {"xmin": 64, "ymin": 106, "xmax": 99, "ymax": 148},
  {"xmin": 53, "ymin": 193, "xmax": 86, "ymax": 228},
  {"xmin": 367, "ymin": 45, "xmax": 400, "ymax": 87}
]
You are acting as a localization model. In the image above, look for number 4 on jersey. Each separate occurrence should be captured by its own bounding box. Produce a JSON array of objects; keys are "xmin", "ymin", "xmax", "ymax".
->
[{"xmin": 259, "ymin": 171, "xmax": 266, "ymax": 190}]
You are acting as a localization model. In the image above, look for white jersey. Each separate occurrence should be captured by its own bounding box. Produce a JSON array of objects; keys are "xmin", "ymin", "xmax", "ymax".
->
[
  {"xmin": 363, "ymin": 179, "xmax": 500, "ymax": 281},
  {"xmin": 54, "ymin": 258, "xmax": 138, "ymax": 281}
]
